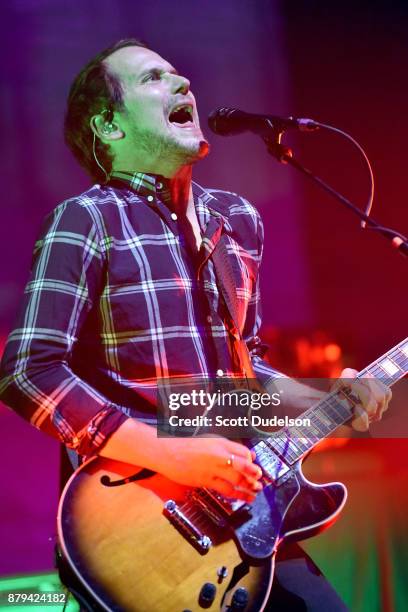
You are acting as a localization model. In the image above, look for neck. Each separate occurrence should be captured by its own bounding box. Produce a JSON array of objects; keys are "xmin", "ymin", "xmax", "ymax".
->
[
  {"xmin": 112, "ymin": 158, "xmax": 194, "ymax": 213},
  {"xmin": 168, "ymin": 165, "xmax": 193, "ymax": 213}
]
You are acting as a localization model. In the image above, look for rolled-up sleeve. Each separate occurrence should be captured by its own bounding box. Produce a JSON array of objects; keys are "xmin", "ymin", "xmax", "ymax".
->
[{"xmin": 0, "ymin": 199, "xmax": 128, "ymax": 456}]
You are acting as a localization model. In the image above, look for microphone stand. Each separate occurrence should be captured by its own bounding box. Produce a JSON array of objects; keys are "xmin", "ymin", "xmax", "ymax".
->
[{"xmin": 264, "ymin": 133, "xmax": 408, "ymax": 258}]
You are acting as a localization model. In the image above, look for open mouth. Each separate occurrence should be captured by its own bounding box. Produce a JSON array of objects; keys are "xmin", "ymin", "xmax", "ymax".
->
[{"xmin": 168, "ymin": 104, "xmax": 195, "ymax": 127}]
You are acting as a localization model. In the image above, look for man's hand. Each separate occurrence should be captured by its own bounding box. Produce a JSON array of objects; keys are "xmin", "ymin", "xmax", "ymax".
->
[
  {"xmin": 99, "ymin": 419, "xmax": 262, "ymax": 502},
  {"xmin": 335, "ymin": 369, "xmax": 392, "ymax": 432},
  {"xmin": 158, "ymin": 437, "xmax": 263, "ymax": 502}
]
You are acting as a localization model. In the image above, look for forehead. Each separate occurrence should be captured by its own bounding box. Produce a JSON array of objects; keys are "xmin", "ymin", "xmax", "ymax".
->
[{"xmin": 105, "ymin": 46, "xmax": 175, "ymax": 83}]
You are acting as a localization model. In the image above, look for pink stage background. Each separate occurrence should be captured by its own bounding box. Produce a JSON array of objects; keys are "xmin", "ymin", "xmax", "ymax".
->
[{"xmin": 1, "ymin": 2, "xmax": 407, "ymax": 610}]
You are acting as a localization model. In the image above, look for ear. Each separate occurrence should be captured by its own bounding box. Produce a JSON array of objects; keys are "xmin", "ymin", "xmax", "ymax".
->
[{"xmin": 90, "ymin": 114, "xmax": 125, "ymax": 142}]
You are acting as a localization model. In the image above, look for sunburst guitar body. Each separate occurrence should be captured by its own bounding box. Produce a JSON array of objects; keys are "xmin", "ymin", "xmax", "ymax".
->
[
  {"xmin": 58, "ymin": 338, "xmax": 407, "ymax": 611},
  {"xmin": 58, "ymin": 453, "xmax": 346, "ymax": 611}
]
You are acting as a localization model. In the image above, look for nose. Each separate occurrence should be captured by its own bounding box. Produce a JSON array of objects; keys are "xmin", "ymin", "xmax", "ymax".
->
[{"xmin": 171, "ymin": 74, "xmax": 190, "ymax": 95}]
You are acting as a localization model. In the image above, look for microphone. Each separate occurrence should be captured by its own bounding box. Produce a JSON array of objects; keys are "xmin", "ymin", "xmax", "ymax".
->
[{"xmin": 208, "ymin": 107, "xmax": 319, "ymax": 137}]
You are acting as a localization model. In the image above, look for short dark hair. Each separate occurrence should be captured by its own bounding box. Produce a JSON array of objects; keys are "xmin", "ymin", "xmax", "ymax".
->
[{"xmin": 64, "ymin": 38, "xmax": 148, "ymax": 183}]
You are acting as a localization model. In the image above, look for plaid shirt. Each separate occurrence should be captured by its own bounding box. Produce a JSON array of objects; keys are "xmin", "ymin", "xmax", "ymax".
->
[{"xmin": 0, "ymin": 172, "xmax": 281, "ymax": 455}]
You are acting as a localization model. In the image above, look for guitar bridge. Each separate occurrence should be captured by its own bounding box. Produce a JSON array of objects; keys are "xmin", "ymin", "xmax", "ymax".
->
[{"xmin": 163, "ymin": 500, "xmax": 212, "ymax": 554}]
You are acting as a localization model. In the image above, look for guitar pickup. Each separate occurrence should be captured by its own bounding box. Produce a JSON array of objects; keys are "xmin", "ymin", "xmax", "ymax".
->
[
  {"xmin": 189, "ymin": 489, "xmax": 251, "ymax": 528},
  {"xmin": 255, "ymin": 441, "xmax": 290, "ymax": 482}
]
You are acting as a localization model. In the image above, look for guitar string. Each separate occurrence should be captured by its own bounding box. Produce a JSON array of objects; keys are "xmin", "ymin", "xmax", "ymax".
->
[
  {"xmin": 174, "ymin": 345, "xmax": 408, "ymax": 522},
  {"xmin": 178, "ymin": 486, "xmax": 234, "ymax": 532},
  {"xmin": 263, "ymin": 348, "xmax": 408, "ymax": 462}
]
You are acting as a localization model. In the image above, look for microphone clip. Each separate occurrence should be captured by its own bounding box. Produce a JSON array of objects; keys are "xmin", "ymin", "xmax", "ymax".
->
[{"xmin": 263, "ymin": 130, "xmax": 293, "ymax": 164}]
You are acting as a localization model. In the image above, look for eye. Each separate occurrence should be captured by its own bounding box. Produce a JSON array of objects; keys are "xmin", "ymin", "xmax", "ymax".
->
[{"xmin": 142, "ymin": 69, "xmax": 162, "ymax": 83}]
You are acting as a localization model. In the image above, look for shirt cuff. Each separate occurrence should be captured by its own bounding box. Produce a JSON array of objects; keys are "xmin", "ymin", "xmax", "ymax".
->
[{"xmin": 76, "ymin": 404, "xmax": 129, "ymax": 457}]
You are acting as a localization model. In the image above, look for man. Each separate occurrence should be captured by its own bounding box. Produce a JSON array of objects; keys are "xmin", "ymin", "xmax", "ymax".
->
[{"xmin": 0, "ymin": 39, "xmax": 391, "ymax": 610}]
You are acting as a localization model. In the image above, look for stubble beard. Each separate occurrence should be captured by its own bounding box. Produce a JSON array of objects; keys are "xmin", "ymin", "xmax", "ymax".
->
[{"xmin": 130, "ymin": 125, "xmax": 209, "ymax": 169}]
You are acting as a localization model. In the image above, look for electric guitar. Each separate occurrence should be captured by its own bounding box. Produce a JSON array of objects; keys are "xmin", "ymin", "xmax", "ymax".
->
[{"xmin": 58, "ymin": 338, "xmax": 407, "ymax": 611}]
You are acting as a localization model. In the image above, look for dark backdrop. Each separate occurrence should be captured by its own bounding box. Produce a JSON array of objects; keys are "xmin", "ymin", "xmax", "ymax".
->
[{"xmin": 283, "ymin": 1, "xmax": 408, "ymax": 362}]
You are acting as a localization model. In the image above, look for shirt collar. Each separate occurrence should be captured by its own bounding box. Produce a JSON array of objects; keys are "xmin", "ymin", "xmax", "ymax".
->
[
  {"xmin": 109, "ymin": 170, "xmax": 171, "ymax": 201},
  {"xmin": 108, "ymin": 170, "xmax": 230, "ymax": 226}
]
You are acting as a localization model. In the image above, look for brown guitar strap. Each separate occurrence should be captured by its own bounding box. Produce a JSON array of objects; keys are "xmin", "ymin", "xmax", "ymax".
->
[{"xmin": 211, "ymin": 236, "xmax": 264, "ymax": 391}]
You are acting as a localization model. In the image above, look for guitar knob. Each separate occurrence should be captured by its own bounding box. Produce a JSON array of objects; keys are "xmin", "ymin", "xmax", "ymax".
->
[
  {"xmin": 198, "ymin": 582, "xmax": 217, "ymax": 608},
  {"xmin": 230, "ymin": 587, "xmax": 249, "ymax": 610}
]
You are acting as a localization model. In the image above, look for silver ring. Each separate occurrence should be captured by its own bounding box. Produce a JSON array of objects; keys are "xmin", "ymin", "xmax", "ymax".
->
[{"xmin": 226, "ymin": 454, "xmax": 234, "ymax": 468}]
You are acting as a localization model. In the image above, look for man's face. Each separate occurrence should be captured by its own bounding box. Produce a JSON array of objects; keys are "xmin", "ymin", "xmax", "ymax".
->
[{"xmin": 105, "ymin": 46, "xmax": 209, "ymax": 169}]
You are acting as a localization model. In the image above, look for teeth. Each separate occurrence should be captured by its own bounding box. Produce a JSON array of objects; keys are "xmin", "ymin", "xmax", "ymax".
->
[
  {"xmin": 171, "ymin": 104, "xmax": 193, "ymax": 116},
  {"xmin": 168, "ymin": 104, "xmax": 194, "ymax": 125}
]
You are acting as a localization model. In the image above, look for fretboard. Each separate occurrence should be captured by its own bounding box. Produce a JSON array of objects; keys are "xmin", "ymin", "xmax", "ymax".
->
[{"xmin": 263, "ymin": 337, "xmax": 408, "ymax": 465}]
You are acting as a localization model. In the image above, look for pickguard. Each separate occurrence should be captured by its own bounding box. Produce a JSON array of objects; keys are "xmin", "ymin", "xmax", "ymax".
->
[{"xmin": 234, "ymin": 471, "xmax": 300, "ymax": 559}]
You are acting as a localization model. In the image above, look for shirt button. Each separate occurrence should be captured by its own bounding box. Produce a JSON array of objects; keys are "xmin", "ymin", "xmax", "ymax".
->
[
  {"xmin": 156, "ymin": 182, "xmax": 163, "ymax": 190},
  {"xmin": 147, "ymin": 195, "xmax": 154, "ymax": 202},
  {"xmin": 216, "ymin": 369, "xmax": 224, "ymax": 377},
  {"xmin": 171, "ymin": 212, "xmax": 178, "ymax": 221},
  {"xmin": 206, "ymin": 315, "xmax": 212, "ymax": 323}
]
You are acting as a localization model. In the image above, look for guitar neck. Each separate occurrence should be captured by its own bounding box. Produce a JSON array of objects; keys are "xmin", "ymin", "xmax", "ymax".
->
[{"xmin": 264, "ymin": 337, "xmax": 408, "ymax": 465}]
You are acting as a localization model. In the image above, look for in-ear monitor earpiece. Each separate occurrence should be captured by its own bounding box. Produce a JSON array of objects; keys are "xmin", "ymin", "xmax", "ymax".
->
[{"xmin": 103, "ymin": 123, "xmax": 114, "ymax": 134}]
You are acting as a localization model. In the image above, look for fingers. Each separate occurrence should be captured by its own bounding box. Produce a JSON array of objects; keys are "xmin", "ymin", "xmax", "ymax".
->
[
  {"xmin": 162, "ymin": 438, "xmax": 262, "ymax": 498},
  {"xmin": 219, "ymin": 455, "xmax": 262, "ymax": 488},
  {"xmin": 384, "ymin": 384, "xmax": 393, "ymax": 412},
  {"xmin": 225, "ymin": 442, "xmax": 257, "ymax": 465},
  {"xmin": 224, "ymin": 440, "xmax": 258, "ymax": 473},
  {"xmin": 362, "ymin": 376, "xmax": 391, "ymax": 419},
  {"xmin": 340, "ymin": 368, "xmax": 358, "ymax": 379},
  {"xmin": 338, "ymin": 370, "xmax": 392, "ymax": 431},
  {"xmin": 222, "ymin": 441, "xmax": 262, "ymax": 483},
  {"xmin": 349, "ymin": 380, "xmax": 377, "ymax": 420},
  {"xmin": 226, "ymin": 440, "xmax": 254, "ymax": 460},
  {"xmin": 372, "ymin": 378, "xmax": 392, "ymax": 419},
  {"xmin": 211, "ymin": 476, "xmax": 260, "ymax": 502},
  {"xmin": 351, "ymin": 404, "xmax": 370, "ymax": 432}
]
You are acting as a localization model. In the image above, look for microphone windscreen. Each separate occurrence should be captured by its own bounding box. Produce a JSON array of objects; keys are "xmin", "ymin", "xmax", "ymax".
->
[
  {"xmin": 208, "ymin": 108, "xmax": 243, "ymax": 136},
  {"xmin": 207, "ymin": 108, "xmax": 223, "ymax": 134}
]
